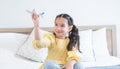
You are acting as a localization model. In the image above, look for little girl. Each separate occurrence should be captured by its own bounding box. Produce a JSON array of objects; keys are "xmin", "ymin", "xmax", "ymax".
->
[{"xmin": 32, "ymin": 12, "xmax": 84, "ymax": 69}]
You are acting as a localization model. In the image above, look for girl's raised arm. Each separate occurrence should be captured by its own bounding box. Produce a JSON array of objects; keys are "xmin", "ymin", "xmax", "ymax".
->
[{"xmin": 32, "ymin": 12, "xmax": 40, "ymax": 40}]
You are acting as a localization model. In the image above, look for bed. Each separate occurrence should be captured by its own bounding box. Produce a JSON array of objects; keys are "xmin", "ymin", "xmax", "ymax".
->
[{"xmin": 0, "ymin": 25, "xmax": 120, "ymax": 69}]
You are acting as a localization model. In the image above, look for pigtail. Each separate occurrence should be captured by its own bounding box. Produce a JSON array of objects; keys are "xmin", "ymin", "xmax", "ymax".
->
[{"xmin": 67, "ymin": 25, "xmax": 81, "ymax": 52}]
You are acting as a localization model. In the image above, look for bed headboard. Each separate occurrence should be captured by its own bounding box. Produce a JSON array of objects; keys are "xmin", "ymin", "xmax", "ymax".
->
[{"xmin": 0, "ymin": 25, "xmax": 117, "ymax": 56}]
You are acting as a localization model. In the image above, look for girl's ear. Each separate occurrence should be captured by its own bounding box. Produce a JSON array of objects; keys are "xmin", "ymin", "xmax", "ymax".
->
[{"xmin": 68, "ymin": 25, "xmax": 73, "ymax": 32}]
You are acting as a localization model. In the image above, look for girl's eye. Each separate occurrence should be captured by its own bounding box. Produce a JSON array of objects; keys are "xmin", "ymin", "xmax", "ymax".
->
[{"xmin": 55, "ymin": 23, "xmax": 58, "ymax": 26}]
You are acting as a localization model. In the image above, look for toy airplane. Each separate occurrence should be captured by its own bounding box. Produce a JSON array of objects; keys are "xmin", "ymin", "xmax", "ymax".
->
[{"xmin": 26, "ymin": 9, "xmax": 45, "ymax": 17}]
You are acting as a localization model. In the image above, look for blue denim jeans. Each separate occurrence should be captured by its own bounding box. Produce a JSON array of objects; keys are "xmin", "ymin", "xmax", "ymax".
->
[{"xmin": 44, "ymin": 61, "xmax": 85, "ymax": 69}]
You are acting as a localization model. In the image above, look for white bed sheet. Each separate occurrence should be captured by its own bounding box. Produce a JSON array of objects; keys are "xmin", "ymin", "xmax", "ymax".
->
[
  {"xmin": 0, "ymin": 48, "xmax": 42, "ymax": 69},
  {"xmin": 81, "ymin": 56, "xmax": 120, "ymax": 67},
  {"xmin": 1, "ymin": 48, "xmax": 120, "ymax": 69}
]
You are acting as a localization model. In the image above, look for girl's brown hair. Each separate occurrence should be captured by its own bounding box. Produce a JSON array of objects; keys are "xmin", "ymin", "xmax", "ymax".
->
[{"xmin": 55, "ymin": 13, "xmax": 81, "ymax": 52}]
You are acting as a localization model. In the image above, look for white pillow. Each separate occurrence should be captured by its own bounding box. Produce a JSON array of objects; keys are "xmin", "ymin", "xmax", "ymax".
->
[
  {"xmin": 0, "ymin": 33, "xmax": 18, "ymax": 53},
  {"xmin": 92, "ymin": 28, "xmax": 110, "ymax": 61},
  {"xmin": 79, "ymin": 29, "xmax": 95, "ymax": 62},
  {"xmin": 16, "ymin": 28, "xmax": 49, "ymax": 62},
  {"xmin": 14, "ymin": 33, "xmax": 29, "ymax": 47}
]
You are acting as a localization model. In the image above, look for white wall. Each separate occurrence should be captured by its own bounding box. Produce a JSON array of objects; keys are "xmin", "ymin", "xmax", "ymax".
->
[{"xmin": 0, "ymin": 0, "xmax": 120, "ymax": 57}]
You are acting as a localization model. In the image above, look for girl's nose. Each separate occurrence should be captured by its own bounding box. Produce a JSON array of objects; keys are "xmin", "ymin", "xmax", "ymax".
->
[{"xmin": 56, "ymin": 27, "xmax": 61, "ymax": 30}]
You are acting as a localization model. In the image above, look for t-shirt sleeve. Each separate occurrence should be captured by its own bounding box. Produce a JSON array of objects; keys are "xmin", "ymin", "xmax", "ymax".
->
[
  {"xmin": 32, "ymin": 34, "xmax": 54, "ymax": 49},
  {"xmin": 66, "ymin": 47, "xmax": 81, "ymax": 62}
]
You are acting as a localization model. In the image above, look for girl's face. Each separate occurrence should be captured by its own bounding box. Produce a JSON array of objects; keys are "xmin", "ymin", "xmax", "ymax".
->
[{"xmin": 54, "ymin": 17, "xmax": 72, "ymax": 39}]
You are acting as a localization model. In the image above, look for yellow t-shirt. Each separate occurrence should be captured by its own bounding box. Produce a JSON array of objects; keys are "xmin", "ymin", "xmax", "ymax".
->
[{"xmin": 32, "ymin": 33, "xmax": 80, "ymax": 69}]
